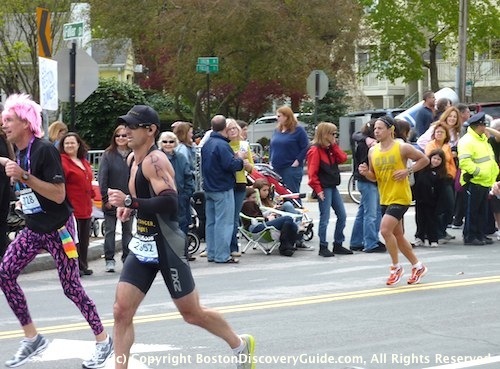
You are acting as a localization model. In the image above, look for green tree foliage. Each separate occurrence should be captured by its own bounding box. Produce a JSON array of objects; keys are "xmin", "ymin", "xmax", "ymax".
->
[
  {"xmin": 0, "ymin": 0, "xmax": 72, "ymax": 99},
  {"xmin": 88, "ymin": 0, "xmax": 363, "ymax": 128},
  {"xmin": 359, "ymin": 0, "xmax": 500, "ymax": 91},
  {"xmin": 64, "ymin": 78, "xmax": 146, "ymax": 149}
]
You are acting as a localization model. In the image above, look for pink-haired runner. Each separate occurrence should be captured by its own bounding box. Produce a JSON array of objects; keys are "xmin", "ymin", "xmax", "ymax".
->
[{"xmin": 0, "ymin": 94, "xmax": 113, "ymax": 368}]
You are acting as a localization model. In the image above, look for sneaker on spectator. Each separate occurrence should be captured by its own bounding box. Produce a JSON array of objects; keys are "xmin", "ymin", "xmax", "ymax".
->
[
  {"xmin": 105, "ymin": 260, "xmax": 115, "ymax": 273},
  {"xmin": 82, "ymin": 336, "xmax": 114, "ymax": 369},
  {"xmin": 199, "ymin": 249, "xmax": 207, "ymax": 257},
  {"xmin": 386, "ymin": 265, "xmax": 404, "ymax": 286},
  {"xmin": 5, "ymin": 334, "xmax": 49, "ymax": 367},
  {"xmin": 412, "ymin": 238, "xmax": 424, "ymax": 247},
  {"xmin": 444, "ymin": 233, "xmax": 455, "ymax": 240},
  {"xmin": 236, "ymin": 334, "xmax": 255, "ymax": 369},
  {"xmin": 429, "ymin": 242, "xmax": 439, "ymax": 248},
  {"xmin": 407, "ymin": 265, "xmax": 428, "ymax": 285}
]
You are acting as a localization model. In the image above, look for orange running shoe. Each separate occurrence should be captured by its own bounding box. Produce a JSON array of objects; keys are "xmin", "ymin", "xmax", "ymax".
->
[
  {"xmin": 407, "ymin": 265, "xmax": 428, "ymax": 285},
  {"xmin": 386, "ymin": 265, "xmax": 404, "ymax": 286}
]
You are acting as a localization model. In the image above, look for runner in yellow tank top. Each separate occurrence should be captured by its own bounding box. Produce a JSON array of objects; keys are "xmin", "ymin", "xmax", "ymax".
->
[
  {"xmin": 371, "ymin": 140, "xmax": 412, "ymax": 206},
  {"xmin": 358, "ymin": 116, "xmax": 430, "ymax": 286}
]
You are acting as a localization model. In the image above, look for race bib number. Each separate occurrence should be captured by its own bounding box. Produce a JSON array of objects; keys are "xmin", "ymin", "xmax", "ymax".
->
[
  {"xmin": 129, "ymin": 234, "xmax": 159, "ymax": 264},
  {"xmin": 19, "ymin": 188, "xmax": 43, "ymax": 214}
]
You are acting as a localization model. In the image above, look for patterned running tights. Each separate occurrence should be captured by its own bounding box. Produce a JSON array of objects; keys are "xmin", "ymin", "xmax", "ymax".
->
[{"xmin": 0, "ymin": 219, "xmax": 104, "ymax": 336}]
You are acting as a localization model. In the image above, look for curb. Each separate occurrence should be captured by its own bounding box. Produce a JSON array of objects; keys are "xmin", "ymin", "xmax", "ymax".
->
[{"xmin": 22, "ymin": 238, "xmax": 124, "ymax": 274}]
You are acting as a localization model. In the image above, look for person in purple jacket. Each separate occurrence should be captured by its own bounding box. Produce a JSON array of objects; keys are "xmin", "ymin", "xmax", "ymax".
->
[{"xmin": 270, "ymin": 106, "xmax": 310, "ymax": 196}]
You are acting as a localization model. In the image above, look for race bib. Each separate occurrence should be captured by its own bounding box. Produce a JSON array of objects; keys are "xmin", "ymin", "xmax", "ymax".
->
[
  {"xmin": 129, "ymin": 234, "xmax": 159, "ymax": 264},
  {"xmin": 19, "ymin": 188, "xmax": 43, "ymax": 214}
]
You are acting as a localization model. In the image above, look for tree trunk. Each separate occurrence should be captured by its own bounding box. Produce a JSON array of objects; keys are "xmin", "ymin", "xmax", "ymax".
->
[{"xmin": 428, "ymin": 39, "xmax": 440, "ymax": 91}]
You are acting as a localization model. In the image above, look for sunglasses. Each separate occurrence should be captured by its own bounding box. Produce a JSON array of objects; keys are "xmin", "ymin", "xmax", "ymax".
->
[
  {"xmin": 162, "ymin": 140, "xmax": 176, "ymax": 144},
  {"xmin": 331, "ymin": 132, "xmax": 339, "ymax": 138},
  {"xmin": 115, "ymin": 134, "xmax": 127, "ymax": 138},
  {"xmin": 127, "ymin": 123, "xmax": 151, "ymax": 130}
]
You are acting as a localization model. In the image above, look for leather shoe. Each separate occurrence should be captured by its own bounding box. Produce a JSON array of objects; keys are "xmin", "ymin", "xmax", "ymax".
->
[
  {"xmin": 463, "ymin": 238, "xmax": 486, "ymax": 246},
  {"xmin": 364, "ymin": 245, "xmax": 387, "ymax": 253},
  {"xmin": 350, "ymin": 245, "xmax": 364, "ymax": 251}
]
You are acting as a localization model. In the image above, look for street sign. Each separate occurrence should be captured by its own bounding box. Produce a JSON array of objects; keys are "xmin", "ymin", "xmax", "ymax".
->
[
  {"xmin": 54, "ymin": 47, "xmax": 98, "ymax": 102},
  {"xmin": 196, "ymin": 56, "xmax": 219, "ymax": 73},
  {"xmin": 63, "ymin": 21, "xmax": 84, "ymax": 40},
  {"xmin": 307, "ymin": 70, "xmax": 329, "ymax": 100},
  {"xmin": 36, "ymin": 7, "xmax": 52, "ymax": 58},
  {"xmin": 196, "ymin": 64, "xmax": 219, "ymax": 73},
  {"xmin": 465, "ymin": 80, "xmax": 473, "ymax": 97}
]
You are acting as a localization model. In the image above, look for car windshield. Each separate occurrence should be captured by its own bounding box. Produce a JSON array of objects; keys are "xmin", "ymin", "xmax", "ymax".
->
[{"xmin": 482, "ymin": 105, "xmax": 500, "ymax": 118}]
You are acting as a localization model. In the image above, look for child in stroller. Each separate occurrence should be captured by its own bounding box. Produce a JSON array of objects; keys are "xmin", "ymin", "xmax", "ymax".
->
[{"xmin": 248, "ymin": 164, "xmax": 314, "ymax": 246}]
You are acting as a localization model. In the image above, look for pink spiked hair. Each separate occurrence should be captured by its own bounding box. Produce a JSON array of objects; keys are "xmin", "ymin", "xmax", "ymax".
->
[{"xmin": 2, "ymin": 94, "xmax": 44, "ymax": 138}]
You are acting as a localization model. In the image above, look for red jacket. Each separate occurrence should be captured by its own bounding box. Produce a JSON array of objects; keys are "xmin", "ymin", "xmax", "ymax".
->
[
  {"xmin": 307, "ymin": 144, "xmax": 347, "ymax": 194},
  {"xmin": 61, "ymin": 153, "xmax": 95, "ymax": 219}
]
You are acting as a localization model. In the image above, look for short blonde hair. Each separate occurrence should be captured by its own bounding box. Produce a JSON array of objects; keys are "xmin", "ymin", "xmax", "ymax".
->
[
  {"xmin": 158, "ymin": 131, "xmax": 178, "ymax": 147},
  {"xmin": 48, "ymin": 120, "xmax": 68, "ymax": 142},
  {"xmin": 312, "ymin": 122, "xmax": 337, "ymax": 147}
]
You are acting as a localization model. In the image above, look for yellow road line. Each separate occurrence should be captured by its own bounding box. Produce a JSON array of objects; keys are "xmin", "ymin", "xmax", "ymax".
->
[{"xmin": 1, "ymin": 275, "xmax": 499, "ymax": 340}]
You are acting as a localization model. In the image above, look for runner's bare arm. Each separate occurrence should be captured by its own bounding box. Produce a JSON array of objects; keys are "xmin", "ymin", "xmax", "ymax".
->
[
  {"xmin": 393, "ymin": 143, "xmax": 430, "ymax": 181},
  {"xmin": 143, "ymin": 151, "xmax": 177, "ymax": 195},
  {"xmin": 358, "ymin": 147, "xmax": 377, "ymax": 182}
]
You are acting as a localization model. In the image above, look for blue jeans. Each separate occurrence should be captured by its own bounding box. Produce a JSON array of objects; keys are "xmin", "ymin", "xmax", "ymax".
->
[
  {"xmin": 318, "ymin": 187, "xmax": 346, "ymax": 245},
  {"xmin": 275, "ymin": 166, "xmax": 303, "ymax": 196},
  {"xmin": 350, "ymin": 181, "xmax": 381, "ymax": 250},
  {"xmin": 205, "ymin": 189, "xmax": 235, "ymax": 262},
  {"xmin": 231, "ymin": 188, "xmax": 246, "ymax": 252},
  {"xmin": 251, "ymin": 215, "xmax": 297, "ymax": 234}
]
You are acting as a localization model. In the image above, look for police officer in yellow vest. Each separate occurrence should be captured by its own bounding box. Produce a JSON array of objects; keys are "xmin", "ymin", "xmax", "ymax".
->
[{"xmin": 458, "ymin": 112, "xmax": 499, "ymax": 245}]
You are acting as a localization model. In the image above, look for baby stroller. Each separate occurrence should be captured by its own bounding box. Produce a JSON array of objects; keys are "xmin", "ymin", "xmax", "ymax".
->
[
  {"xmin": 246, "ymin": 163, "xmax": 314, "ymax": 241},
  {"xmin": 90, "ymin": 181, "xmax": 105, "ymax": 237},
  {"xmin": 187, "ymin": 203, "xmax": 201, "ymax": 256},
  {"xmin": 7, "ymin": 201, "xmax": 25, "ymax": 240}
]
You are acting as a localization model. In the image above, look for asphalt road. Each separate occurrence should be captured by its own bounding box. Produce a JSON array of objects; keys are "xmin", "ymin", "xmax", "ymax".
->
[{"xmin": 1, "ymin": 180, "xmax": 499, "ymax": 369}]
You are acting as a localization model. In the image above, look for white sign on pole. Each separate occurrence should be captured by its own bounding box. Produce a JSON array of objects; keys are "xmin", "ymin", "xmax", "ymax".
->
[
  {"xmin": 54, "ymin": 47, "xmax": 99, "ymax": 102},
  {"xmin": 38, "ymin": 57, "xmax": 58, "ymax": 111}
]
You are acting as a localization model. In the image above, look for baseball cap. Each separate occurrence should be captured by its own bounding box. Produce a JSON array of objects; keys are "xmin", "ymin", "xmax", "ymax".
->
[
  {"xmin": 117, "ymin": 105, "xmax": 160, "ymax": 128},
  {"xmin": 467, "ymin": 111, "xmax": 486, "ymax": 126}
]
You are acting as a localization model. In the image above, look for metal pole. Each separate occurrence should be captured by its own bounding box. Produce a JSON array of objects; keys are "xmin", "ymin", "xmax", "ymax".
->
[
  {"xmin": 456, "ymin": 0, "xmax": 468, "ymax": 102},
  {"xmin": 69, "ymin": 41, "xmax": 76, "ymax": 131},
  {"xmin": 206, "ymin": 73, "xmax": 210, "ymax": 125},
  {"xmin": 314, "ymin": 72, "xmax": 320, "ymax": 126}
]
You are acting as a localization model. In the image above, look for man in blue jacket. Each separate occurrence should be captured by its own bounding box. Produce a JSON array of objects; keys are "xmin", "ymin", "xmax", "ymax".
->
[{"xmin": 201, "ymin": 115, "xmax": 245, "ymax": 263}]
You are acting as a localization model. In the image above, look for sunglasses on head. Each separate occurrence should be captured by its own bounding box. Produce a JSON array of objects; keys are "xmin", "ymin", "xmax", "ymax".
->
[
  {"xmin": 115, "ymin": 134, "xmax": 127, "ymax": 138},
  {"xmin": 162, "ymin": 140, "xmax": 175, "ymax": 144}
]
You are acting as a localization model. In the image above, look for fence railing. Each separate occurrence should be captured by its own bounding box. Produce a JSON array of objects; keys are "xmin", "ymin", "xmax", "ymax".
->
[{"xmin": 88, "ymin": 142, "xmax": 264, "ymax": 190}]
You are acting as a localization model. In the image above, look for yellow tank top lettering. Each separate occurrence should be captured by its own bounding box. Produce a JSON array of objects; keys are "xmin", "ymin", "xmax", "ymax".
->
[{"xmin": 372, "ymin": 141, "xmax": 412, "ymax": 205}]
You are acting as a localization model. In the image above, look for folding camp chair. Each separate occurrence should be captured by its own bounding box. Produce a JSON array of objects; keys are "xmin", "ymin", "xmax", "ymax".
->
[{"xmin": 239, "ymin": 213, "xmax": 281, "ymax": 255}]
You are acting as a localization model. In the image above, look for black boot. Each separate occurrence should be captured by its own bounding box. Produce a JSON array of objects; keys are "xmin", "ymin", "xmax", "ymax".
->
[
  {"xmin": 318, "ymin": 243, "xmax": 334, "ymax": 257},
  {"xmin": 333, "ymin": 242, "xmax": 353, "ymax": 255}
]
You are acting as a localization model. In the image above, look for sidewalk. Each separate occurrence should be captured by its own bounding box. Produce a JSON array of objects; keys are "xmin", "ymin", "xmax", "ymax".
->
[
  {"xmin": 22, "ymin": 235, "xmax": 123, "ymax": 274},
  {"xmin": 24, "ymin": 170, "xmax": 355, "ymax": 274}
]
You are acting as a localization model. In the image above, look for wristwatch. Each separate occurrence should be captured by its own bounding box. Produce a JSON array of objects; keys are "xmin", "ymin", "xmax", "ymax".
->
[
  {"xmin": 124, "ymin": 195, "xmax": 132, "ymax": 207},
  {"xmin": 21, "ymin": 172, "xmax": 30, "ymax": 182}
]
